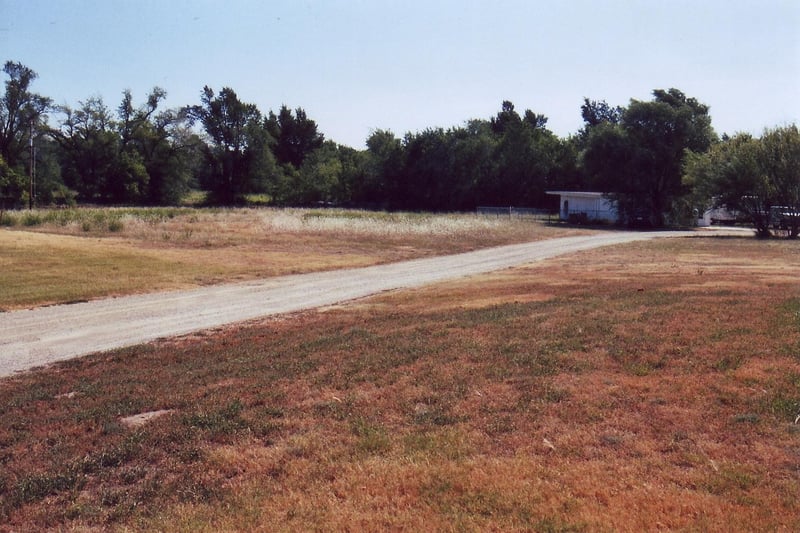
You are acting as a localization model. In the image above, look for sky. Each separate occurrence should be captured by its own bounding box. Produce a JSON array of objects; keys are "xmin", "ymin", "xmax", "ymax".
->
[{"xmin": 2, "ymin": 0, "xmax": 799, "ymax": 148}]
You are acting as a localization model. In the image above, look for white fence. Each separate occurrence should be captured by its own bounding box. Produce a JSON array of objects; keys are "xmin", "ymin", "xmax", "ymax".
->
[{"xmin": 476, "ymin": 206, "xmax": 556, "ymax": 220}]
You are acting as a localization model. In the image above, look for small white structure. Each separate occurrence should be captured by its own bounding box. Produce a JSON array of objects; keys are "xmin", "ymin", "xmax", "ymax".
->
[
  {"xmin": 697, "ymin": 205, "xmax": 739, "ymax": 227},
  {"xmin": 546, "ymin": 191, "xmax": 618, "ymax": 224}
]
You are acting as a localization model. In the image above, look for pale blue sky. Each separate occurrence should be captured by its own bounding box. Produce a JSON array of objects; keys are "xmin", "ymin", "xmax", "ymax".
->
[{"xmin": 2, "ymin": 0, "xmax": 798, "ymax": 148}]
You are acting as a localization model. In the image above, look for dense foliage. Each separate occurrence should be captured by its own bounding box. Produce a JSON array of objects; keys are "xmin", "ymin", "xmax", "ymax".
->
[
  {"xmin": 685, "ymin": 125, "xmax": 800, "ymax": 237},
  {"xmin": 581, "ymin": 89, "xmax": 716, "ymax": 226},
  {"xmin": 2, "ymin": 60, "xmax": 798, "ymax": 234}
]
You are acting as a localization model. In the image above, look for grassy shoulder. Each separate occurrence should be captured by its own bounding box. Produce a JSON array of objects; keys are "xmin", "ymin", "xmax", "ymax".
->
[
  {"xmin": 0, "ymin": 236, "xmax": 798, "ymax": 530},
  {"xmin": 0, "ymin": 208, "xmax": 576, "ymax": 310}
]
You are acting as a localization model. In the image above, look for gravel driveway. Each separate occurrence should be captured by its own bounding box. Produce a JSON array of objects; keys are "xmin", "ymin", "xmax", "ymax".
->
[{"xmin": 0, "ymin": 231, "xmax": 694, "ymax": 377}]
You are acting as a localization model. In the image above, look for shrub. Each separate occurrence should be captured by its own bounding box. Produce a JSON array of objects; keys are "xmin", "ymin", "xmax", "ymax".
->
[{"xmin": 107, "ymin": 218, "xmax": 124, "ymax": 232}]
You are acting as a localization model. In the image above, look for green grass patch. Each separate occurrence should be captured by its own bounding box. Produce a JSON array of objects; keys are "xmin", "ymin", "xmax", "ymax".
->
[
  {"xmin": 703, "ymin": 466, "xmax": 760, "ymax": 496},
  {"xmin": 184, "ymin": 400, "xmax": 248, "ymax": 441},
  {"xmin": 350, "ymin": 417, "xmax": 391, "ymax": 454},
  {"xmin": 21, "ymin": 212, "xmax": 43, "ymax": 226},
  {"xmin": 758, "ymin": 391, "xmax": 800, "ymax": 422}
]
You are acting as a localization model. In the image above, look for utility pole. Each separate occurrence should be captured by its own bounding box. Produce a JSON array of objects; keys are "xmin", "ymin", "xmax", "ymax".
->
[{"xmin": 29, "ymin": 119, "xmax": 34, "ymax": 210}]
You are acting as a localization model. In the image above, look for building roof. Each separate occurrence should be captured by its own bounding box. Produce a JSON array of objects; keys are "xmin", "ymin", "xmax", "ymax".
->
[{"xmin": 545, "ymin": 191, "xmax": 607, "ymax": 199}]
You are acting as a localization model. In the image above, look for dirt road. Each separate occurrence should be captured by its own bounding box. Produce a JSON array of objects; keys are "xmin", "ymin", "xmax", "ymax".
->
[{"xmin": 0, "ymin": 231, "xmax": 694, "ymax": 377}]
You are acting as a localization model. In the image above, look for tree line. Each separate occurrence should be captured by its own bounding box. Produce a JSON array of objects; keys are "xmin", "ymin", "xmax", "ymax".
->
[{"xmin": 1, "ymin": 60, "xmax": 798, "ymax": 235}]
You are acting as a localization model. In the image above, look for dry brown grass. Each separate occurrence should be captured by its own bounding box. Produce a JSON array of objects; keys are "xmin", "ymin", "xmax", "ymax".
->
[
  {"xmin": 0, "ymin": 208, "xmax": 577, "ymax": 310},
  {"xmin": 1, "ymin": 236, "xmax": 798, "ymax": 531}
]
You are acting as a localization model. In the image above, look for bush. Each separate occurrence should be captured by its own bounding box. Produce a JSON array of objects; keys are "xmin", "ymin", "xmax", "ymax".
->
[{"xmin": 107, "ymin": 218, "xmax": 124, "ymax": 232}]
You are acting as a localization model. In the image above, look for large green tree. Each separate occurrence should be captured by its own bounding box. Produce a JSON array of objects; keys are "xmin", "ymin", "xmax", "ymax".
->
[
  {"xmin": 188, "ymin": 86, "xmax": 276, "ymax": 204},
  {"xmin": 28, "ymin": 136, "xmax": 72, "ymax": 206},
  {"xmin": 0, "ymin": 153, "xmax": 24, "ymax": 208},
  {"xmin": 354, "ymin": 101, "xmax": 572, "ymax": 211},
  {"xmin": 53, "ymin": 89, "xmax": 194, "ymax": 204},
  {"xmin": 0, "ymin": 62, "xmax": 51, "ymax": 168},
  {"xmin": 0, "ymin": 61, "xmax": 52, "ymax": 206},
  {"xmin": 142, "ymin": 108, "xmax": 202, "ymax": 205},
  {"xmin": 684, "ymin": 133, "xmax": 765, "ymax": 233},
  {"xmin": 118, "ymin": 89, "xmax": 198, "ymax": 204},
  {"xmin": 580, "ymin": 98, "xmax": 623, "ymax": 130},
  {"xmin": 759, "ymin": 125, "xmax": 800, "ymax": 237},
  {"xmin": 275, "ymin": 140, "xmax": 361, "ymax": 206},
  {"xmin": 362, "ymin": 129, "xmax": 405, "ymax": 208},
  {"xmin": 480, "ymin": 101, "xmax": 560, "ymax": 208},
  {"xmin": 449, "ymin": 120, "xmax": 498, "ymax": 208},
  {"xmin": 685, "ymin": 125, "xmax": 800, "ymax": 237},
  {"xmin": 582, "ymin": 89, "xmax": 715, "ymax": 226},
  {"xmin": 265, "ymin": 105, "xmax": 324, "ymax": 169},
  {"xmin": 53, "ymin": 96, "xmax": 120, "ymax": 202}
]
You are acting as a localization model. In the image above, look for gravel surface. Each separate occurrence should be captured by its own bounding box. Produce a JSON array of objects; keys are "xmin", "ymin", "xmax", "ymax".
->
[{"xmin": 0, "ymin": 231, "xmax": 694, "ymax": 377}]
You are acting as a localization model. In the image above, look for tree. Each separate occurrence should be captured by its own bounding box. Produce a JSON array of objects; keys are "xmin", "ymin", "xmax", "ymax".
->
[
  {"xmin": 362, "ymin": 129, "xmax": 404, "ymax": 208},
  {"xmin": 0, "ymin": 61, "xmax": 52, "ymax": 206},
  {"xmin": 686, "ymin": 126, "xmax": 800, "ymax": 238},
  {"xmin": 449, "ymin": 120, "xmax": 497, "ymax": 209},
  {"xmin": 30, "ymin": 137, "xmax": 73, "ymax": 206},
  {"xmin": 279, "ymin": 140, "xmax": 343, "ymax": 205},
  {"xmin": 354, "ymin": 101, "xmax": 567, "ymax": 211},
  {"xmin": 759, "ymin": 125, "xmax": 800, "ymax": 237},
  {"xmin": 333, "ymin": 144, "xmax": 367, "ymax": 206},
  {"xmin": 548, "ymin": 136, "xmax": 585, "ymax": 193},
  {"xmin": 490, "ymin": 100, "xmax": 521, "ymax": 136},
  {"xmin": 52, "ymin": 89, "xmax": 196, "ymax": 205},
  {"xmin": 0, "ymin": 153, "xmax": 24, "ymax": 209},
  {"xmin": 524, "ymin": 109, "xmax": 549, "ymax": 130},
  {"xmin": 265, "ymin": 105, "xmax": 324, "ymax": 168},
  {"xmin": 580, "ymin": 98, "xmax": 623, "ymax": 129},
  {"xmin": 480, "ymin": 101, "xmax": 559, "ymax": 208},
  {"xmin": 400, "ymin": 127, "xmax": 458, "ymax": 210},
  {"xmin": 188, "ymin": 86, "xmax": 276, "ymax": 204},
  {"xmin": 582, "ymin": 89, "xmax": 715, "ymax": 226},
  {"xmin": 684, "ymin": 133, "xmax": 766, "ymax": 233},
  {"xmin": 0, "ymin": 62, "xmax": 51, "ymax": 168},
  {"xmin": 53, "ymin": 96, "xmax": 120, "ymax": 202},
  {"xmin": 118, "ymin": 87, "xmax": 166, "ymax": 147},
  {"xmin": 118, "ymin": 88, "xmax": 197, "ymax": 204},
  {"xmin": 142, "ymin": 107, "xmax": 201, "ymax": 205},
  {"xmin": 298, "ymin": 141, "xmax": 367, "ymax": 207}
]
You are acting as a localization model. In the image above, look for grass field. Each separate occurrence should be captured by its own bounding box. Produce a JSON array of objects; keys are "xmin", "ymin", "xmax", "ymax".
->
[
  {"xmin": 0, "ymin": 207, "xmax": 577, "ymax": 310},
  {"xmin": 1, "ymin": 226, "xmax": 798, "ymax": 530}
]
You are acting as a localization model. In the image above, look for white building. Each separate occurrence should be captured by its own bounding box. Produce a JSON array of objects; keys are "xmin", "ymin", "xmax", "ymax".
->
[
  {"xmin": 697, "ymin": 204, "xmax": 739, "ymax": 227},
  {"xmin": 546, "ymin": 191, "xmax": 618, "ymax": 224}
]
